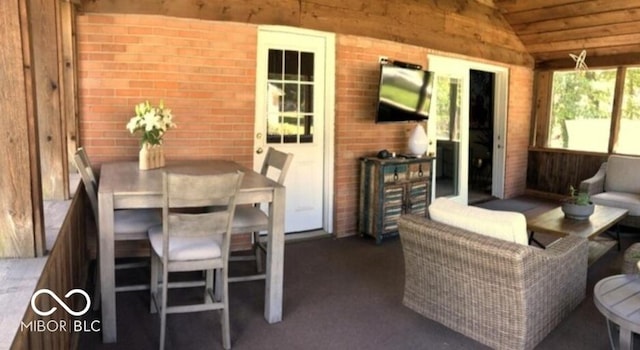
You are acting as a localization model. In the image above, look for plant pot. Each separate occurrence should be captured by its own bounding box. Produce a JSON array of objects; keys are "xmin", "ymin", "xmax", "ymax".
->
[{"xmin": 561, "ymin": 202, "xmax": 595, "ymax": 220}]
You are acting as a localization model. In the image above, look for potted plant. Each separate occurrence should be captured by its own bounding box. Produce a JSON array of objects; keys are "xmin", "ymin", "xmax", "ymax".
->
[{"xmin": 561, "ymin": 185, "xmax": 595, "ymax": 220}]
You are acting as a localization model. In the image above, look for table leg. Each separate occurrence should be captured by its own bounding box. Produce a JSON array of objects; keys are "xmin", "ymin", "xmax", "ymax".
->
[
  {"xmin": 620, "ymin": 326, "xmax": 633, "ymax": 350},
  {"xmin": 528, "ymin": 231, "xmax": 546, "ymax": 249},
  {"xmin": 98, "ymin": 193, "xmax": 117, "ymax": 343},
  {"xmin": 265, "ymin": 186, "xmax": 285, "ymax": 323}
]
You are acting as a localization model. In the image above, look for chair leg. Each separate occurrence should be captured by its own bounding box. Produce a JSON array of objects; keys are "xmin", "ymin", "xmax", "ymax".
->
[
  {"xmin": 205, "ymin": 269, "xmax": 214, "ymax": 304},
  {"xmin": 254, "ymin": 231, "xmax": 264, "ymax": 273},
  {"xmin": 221, "ymin": 269, "xmax": 231, "ymax": 350},
  {"xmin": 214, "ymin": 269, "xmax": 222, "ymax": 302},
  {"xmin": 150, "ymin": 254, "xmax": 159, "ymax": 313},
  {"xmin": 92, "ymin": 262, "xmax": 102, "ymax": 311},
  {"xmin": 159, "ymin": 263, "xmax": 169, "ymax": 350}
]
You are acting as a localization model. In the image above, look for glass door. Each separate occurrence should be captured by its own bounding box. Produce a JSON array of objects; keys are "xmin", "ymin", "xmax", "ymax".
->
[{"xmin": 427, "ymin": 57, "xmax": 470, "ymax": 203}]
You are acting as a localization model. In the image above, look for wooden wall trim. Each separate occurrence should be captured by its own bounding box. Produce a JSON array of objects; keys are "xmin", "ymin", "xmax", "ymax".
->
[{"xmin": 77, "ymin": 0, "xmax": 534, "ymax": 67}]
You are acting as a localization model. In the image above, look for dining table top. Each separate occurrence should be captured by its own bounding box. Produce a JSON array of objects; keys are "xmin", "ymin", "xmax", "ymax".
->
[{"xmin": 99, "ymin": 160, "xmax": 283, "ymax": 198}]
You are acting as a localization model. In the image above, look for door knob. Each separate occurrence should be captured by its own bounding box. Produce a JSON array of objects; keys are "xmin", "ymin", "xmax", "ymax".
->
[
  {"xmin": 256, "ymin": 132, "xmax": 263, "ymax": 140},
  {"xmin": 256, "ymin": 147, "xmax": 264, "ymax": 154}
]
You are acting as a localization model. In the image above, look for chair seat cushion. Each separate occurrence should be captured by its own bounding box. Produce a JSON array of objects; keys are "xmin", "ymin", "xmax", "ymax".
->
[
  {"xmin": 148, "ymin": 225, "xmax": 222, "ymax": 261},
  {"xmin": 232, "ymin": 205, "xmax": 269, "ymax": 229},
  {"xmin": 591, "ymin": 192, "xmax": 640, "ymax": 216},
  {"xmin": 114, "ymin": 209, "xmax": 162, "ymax": 235},
  {"xmin": 428, "ymin": 197, "xmax": 528, "ymax": 245}
]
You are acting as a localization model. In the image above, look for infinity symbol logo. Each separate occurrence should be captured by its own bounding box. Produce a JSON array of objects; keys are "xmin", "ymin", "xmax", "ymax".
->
[{"xmin": 30, "ymin": 289, "xmax": 91, "ymax": 317}]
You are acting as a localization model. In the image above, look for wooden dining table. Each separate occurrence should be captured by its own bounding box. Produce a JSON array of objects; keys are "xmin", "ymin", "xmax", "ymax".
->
[{"xmin": 98, "ymin": 160, "xmax": 285, "ymax": 343}]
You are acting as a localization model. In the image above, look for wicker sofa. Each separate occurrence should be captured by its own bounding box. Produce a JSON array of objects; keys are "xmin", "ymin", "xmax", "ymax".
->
[
  {"xmin": 580, "ymin": 154, "xmax": 640, "ymax": 228},
  {"xmin": 398, "ymin": 213, "xmax": 588, "ymax": 350}
]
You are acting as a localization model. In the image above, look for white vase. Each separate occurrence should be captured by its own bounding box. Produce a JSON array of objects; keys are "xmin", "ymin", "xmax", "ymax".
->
[
  {"xmin": 139, "ymin": 143, "xmax": 165, "ymax": 170},
  {"xmin": 139, "ymin": 143, "xmax": 151, "ymax": 170},
  {"xmin": 408, "ymin": 123, "xmax": 428, "ymax": 156}
]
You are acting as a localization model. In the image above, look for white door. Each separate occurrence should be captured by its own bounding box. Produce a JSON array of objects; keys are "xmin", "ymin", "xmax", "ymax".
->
[
  {"xmin": 254, "ymin": 27, "xmax": 334, "ymax": 233},
  {"xmin": 427, "ymin": 55, "xmax": 508, "ymax": 203}
]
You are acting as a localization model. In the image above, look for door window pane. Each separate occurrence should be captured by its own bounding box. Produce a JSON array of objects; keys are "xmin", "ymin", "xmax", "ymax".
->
[
  {"xmin": 266, "ymin": 49, "xmax": 315, "ymax": 144},
  {"xmin": 617, "ymin": 67, "xmax": 640, "ymax": 155},
  {"xmin": 547, "ymin": 69, "xmax": 616, "ymax": 152},
  {"xmin": 433, "ymin": 75, "xmax": 461, "ymax": 198}
]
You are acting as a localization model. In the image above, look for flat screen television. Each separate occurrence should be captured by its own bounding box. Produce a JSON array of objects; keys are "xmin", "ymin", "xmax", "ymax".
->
[{"xmin": 375, "ymin": 63, "xmax": 434, "ymax": 123}]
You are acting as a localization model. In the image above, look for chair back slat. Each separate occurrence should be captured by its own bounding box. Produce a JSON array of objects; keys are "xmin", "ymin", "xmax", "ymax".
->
[
  {"xmin": 260, "ymin": 147, "xmax": 294, "ymax": 185},
  {"xmin": 162, "ymin": 171, "xmax": 244, "ymax": 259},
  {"xmin": 73, "ymin": 147, "xmax": 99, "ymax": 222}
]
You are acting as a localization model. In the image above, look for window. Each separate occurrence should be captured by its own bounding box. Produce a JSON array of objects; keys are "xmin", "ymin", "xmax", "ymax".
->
[
  {"xmin": 618, "ymin": 67, "xmax": 640, "ymax": 154},
  {"xmin": 546, "ymin": 67, "xmax": 640, "ymax": 155},
  {"xmin": 548, "ymin": 69, "xmax": 616, "ymax": 152}
]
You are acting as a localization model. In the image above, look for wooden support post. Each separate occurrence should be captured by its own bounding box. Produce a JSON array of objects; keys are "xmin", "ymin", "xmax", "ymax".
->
[
  {"xmin": 31, "ymin": 0, "xmax": 68, "ymax": 200},
  {"xmin": 0, "ymin": 0, "xmax": 45, "ymax": 257}
]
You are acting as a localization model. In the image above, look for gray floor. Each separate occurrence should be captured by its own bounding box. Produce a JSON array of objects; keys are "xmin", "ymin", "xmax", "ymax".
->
[{"xmin": 78, "ymin": 196, "xmax": 640, "ymax": 350}]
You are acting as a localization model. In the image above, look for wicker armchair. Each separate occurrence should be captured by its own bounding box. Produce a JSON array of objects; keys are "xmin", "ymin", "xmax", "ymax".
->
[{"xmin": 398, "ymin": 214, "xmax": 588, "ymax": 350}]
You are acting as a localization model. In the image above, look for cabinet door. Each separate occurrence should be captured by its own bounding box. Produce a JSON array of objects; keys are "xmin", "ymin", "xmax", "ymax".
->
[
  {"xmin": 382, "ymin": 185, "xmax": 404, "ymax": 233},
  {"xmin": 406, "ymin": 181, "xmax": 429, "ymax": 216}
]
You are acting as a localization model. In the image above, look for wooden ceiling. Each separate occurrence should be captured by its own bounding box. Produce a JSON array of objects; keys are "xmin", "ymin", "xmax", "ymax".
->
[{"xmin": 493, "ymin": 0, "xmax": 640, "ymax": 69}]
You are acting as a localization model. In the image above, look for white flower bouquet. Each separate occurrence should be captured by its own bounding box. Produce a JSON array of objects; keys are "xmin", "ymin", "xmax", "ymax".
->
[{"xmin": 126, "ymin": 100, "xmax": 176, "ymax": 145}]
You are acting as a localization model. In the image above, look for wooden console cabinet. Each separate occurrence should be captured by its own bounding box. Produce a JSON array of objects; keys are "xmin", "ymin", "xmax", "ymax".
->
[{"xmin": 359, "ymin": 156, "xmax": 434, "ymax": 244}]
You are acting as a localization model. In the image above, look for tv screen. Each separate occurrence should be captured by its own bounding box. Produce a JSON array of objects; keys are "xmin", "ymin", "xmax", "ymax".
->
[{"xmin": 375, "ymin": 64, "xmax": 434, "ymax": 123}]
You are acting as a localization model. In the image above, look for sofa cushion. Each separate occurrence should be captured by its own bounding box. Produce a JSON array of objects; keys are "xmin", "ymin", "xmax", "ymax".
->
[
  {"xmin": 590, "ymin": 192, "xmax": 640, "ymax": 216},
  {"xmin": 605, "ymin": 155, "xmax": 640, "ymax": 194},
  {"xmin": 428, "ymin": 197, "xmax": 528, "ymax": 245}
]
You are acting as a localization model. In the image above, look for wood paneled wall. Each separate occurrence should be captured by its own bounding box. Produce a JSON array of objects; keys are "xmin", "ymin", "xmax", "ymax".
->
[
  {"xmin": 526, "ymin": 149, "xmax": 607, "ymax": 197},
  {"xmin": 10, "ymin": 187, "xmax": 89, "ymax": 349},
  {"xmin": 78, "ymin": 0, "xmax": 533, "ymax": 67}
]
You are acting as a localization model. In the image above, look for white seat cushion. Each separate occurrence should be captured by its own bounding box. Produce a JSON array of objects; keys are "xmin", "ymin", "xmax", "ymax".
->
[
  {"xmin": 232, "ymin": 205, "xmax": 268, "ymax": 229},
  {"xmin": 148, "ymin": 225, "xmax": 222, "ymax": 261},
  {"xmin": 428, "ymin": 197, "xmax": 528, "ymax": 245},
  {"xmin": 591, "ymin": 192, "xmax": 640, "ymax": 216},
  {"xmin": 114, "ymin": 209, "xmax": 161, "ymax": 235}
]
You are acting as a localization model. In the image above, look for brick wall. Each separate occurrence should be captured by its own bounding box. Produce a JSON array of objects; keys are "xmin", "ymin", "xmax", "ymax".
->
[
  {"xmin": 76, "ymin": 14, "xmax": 256, "ymax": 168},
  {"xmin": 76, "ymin": 14, "xmax": 533, "ymax": 238},
  {"xmin": 333, "ymin": 36, "xmax": 430, "ymax": 237}
]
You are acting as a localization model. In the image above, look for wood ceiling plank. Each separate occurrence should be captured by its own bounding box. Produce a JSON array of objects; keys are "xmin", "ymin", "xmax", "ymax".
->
[
  {"xmin": 536, "ymin": 51, "xmax": 640, "ymax": 70},
  {"xmin": 502, "ymin": 0, "xmax": 640, "ymax": 25},
  {"xmin": 494, "ymin": 0, "xmax": 581, "ymax": 13},
  {"xmin": 511, "ymin": 8, "xmax": 640, "ymax": 35},
  {"xmin": 519, "ymin": 21, "xmax": 640, "ymax": 45},
  {"xmin": 527, "ymin": 32, "xmax": 640, "ymax": 54}
]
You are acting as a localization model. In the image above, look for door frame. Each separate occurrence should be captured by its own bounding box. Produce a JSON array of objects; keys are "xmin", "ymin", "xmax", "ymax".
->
[
  {"xmin": 254, "ymin": 25, "xmax": 336, "ymax": 234},
  {"xmin": 427, "ymin": 55, "xmax": 508, "ymax": 202}
]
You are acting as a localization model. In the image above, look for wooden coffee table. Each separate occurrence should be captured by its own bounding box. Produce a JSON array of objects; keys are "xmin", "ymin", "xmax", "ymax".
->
[{"xmin": 527, "ymin": 205, "xmax": 628, "ymax": 252}]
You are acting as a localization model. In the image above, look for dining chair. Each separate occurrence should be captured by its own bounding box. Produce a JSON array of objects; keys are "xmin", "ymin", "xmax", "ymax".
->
[
  {"xmin": 73, "ymin": 147, "xmax": 161, "ymax": 308},
  {"xmin": 149, "ymin": 170, "xmax": 244, "ymax": 350},
  {"xmin": 229, "ymin": 147, "xmax": 293, "ymax": 283}
]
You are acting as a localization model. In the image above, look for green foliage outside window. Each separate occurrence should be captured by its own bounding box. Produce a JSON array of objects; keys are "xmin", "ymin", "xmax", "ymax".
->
[{"xmin": 548, "ymin": 67, "xmax": 640, "ymax": 155}]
